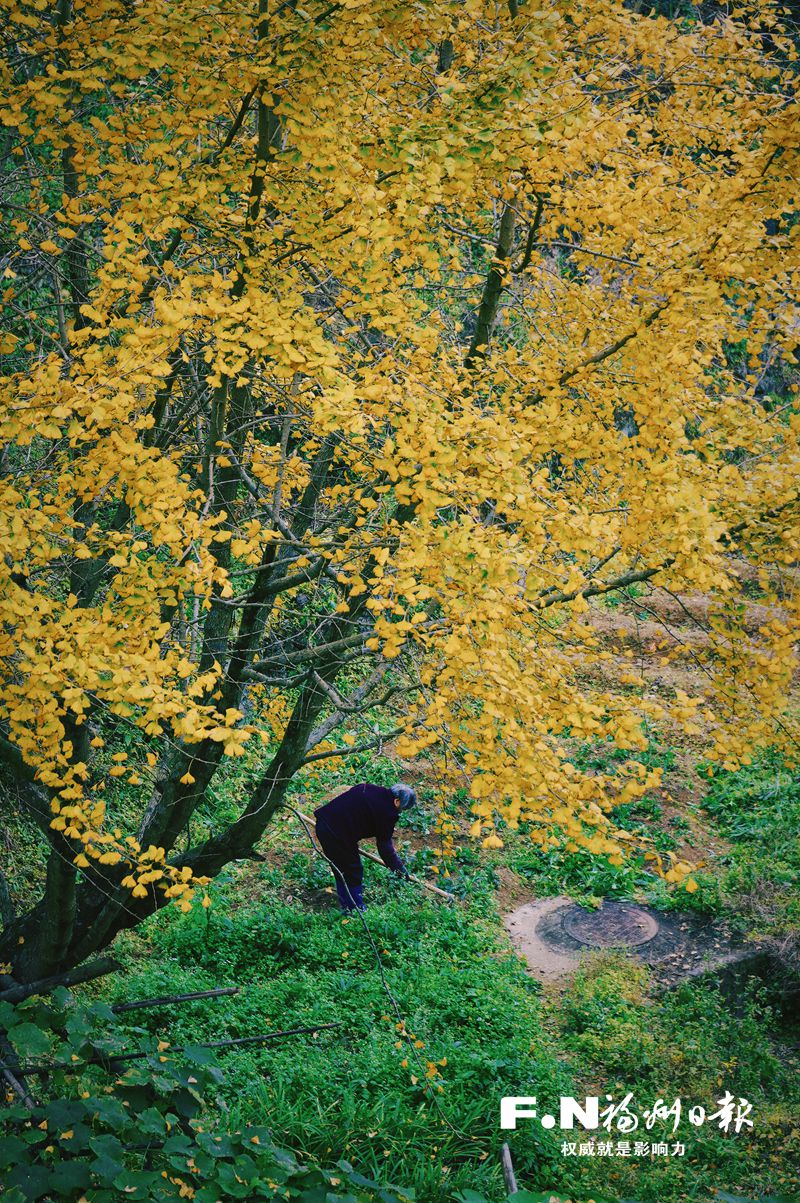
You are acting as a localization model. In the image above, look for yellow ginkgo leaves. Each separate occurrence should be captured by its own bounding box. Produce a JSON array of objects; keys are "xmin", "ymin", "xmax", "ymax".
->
[{"xmin": 0, "ymin": 0, "xmax": 798, "ymax": 984}]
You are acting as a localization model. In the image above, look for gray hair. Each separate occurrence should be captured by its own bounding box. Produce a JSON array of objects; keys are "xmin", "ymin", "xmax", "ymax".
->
[{"xmin": 391, "ymin": 783, "xmax": 417, "ymax": 811}]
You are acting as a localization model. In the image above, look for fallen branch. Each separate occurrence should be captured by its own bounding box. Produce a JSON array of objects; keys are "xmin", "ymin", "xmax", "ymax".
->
[
  {"xmin": 111, "ymin": 986, "xmax": 240, "ymax": 1013},
  {"xmin": 501, "ymin": 1141, "xmax": 518, "ymax": 1195},
  {"xmin": 0, "ymin": 1022, "xmax": 342, "ymax": 1078},
  {"xmin": 0, "ymin": 1031, "xmax": 36, "ymax": 1109},
  {"xmin": 1, "ymin": 1064, "xmax": 36, "ymax": 1107},
  {"xmin": 0, "ymin": 956, "xmax": 121, "ymax": 1004}
]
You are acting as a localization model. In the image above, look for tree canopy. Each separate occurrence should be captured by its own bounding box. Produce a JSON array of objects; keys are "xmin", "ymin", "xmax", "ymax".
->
[{"xmin": 0, "ymin": 0, "xmax": 798, "ymax": 982}]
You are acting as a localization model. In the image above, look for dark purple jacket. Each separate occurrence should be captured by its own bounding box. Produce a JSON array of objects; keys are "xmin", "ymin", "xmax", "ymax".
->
[{"xmin": 314, "ymin": 782, "xmax": 405, "ymax": 873}]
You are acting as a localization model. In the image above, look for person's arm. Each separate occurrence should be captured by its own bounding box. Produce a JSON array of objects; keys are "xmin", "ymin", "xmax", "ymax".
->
[{"xmin": 375, "ymin": 831, "xmax": 409, "ymax": 877}]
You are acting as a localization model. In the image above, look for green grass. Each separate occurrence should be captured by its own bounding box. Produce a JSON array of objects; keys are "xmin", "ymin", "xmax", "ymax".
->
[
  {"xmin": 682, "ymin": 753, "xmax": 800, "ymax": 962},
  {"xmin": 101, "ymin": 788, "xmax": 800, "ymax": 1203},
  {"xmin": 555, "ymin": 956, "xmax": 799, "ymax": 1202},
  {"xmin": 68, "ymin": 736, "xmax": 798, "ymax": 1203},
  {"xmin": 7, "ymin": 713, "xmax": 799, "ymax": 1203},
  {"xmin": 107, "ymin": 863, "xmax": 571, "ymax": 1203}
]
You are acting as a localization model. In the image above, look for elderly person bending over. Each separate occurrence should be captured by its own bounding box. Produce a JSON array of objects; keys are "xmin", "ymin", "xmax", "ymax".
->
[{"xmin": 314, "ymin": 781, "xmax": 417, "ymax": 912}]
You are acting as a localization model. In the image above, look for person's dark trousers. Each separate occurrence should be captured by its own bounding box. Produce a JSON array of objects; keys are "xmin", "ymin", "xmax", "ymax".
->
[{"xmin": 315, "ymin": 820, "xmax": 365, "ymax": 911}]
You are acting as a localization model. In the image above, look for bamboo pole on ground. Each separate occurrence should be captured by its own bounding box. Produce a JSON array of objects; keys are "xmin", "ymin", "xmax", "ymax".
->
[
  {"xmin": 500, "ymin": 1142, "xmax": 518, "ymax": 1195},
  {"xmin": 0, "ymin": 1022, "xmax": 343, "ymax": 1078},
  {"xmin": 111, "ymin": 987, "xmax": 240, "ymax": 1013}
]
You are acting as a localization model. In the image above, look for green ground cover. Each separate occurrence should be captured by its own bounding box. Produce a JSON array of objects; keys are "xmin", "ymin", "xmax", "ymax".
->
[
  {"xmin": 3, "ymin": 744, "xmax": 798, "ymax": 1201},
  {"xmin": 106, "ymin": 872, "xmax": 570, "ymax": 1202},
  {"xmin": 97, "ymin": 745, "xmax": 799, "ymax": 1202}
]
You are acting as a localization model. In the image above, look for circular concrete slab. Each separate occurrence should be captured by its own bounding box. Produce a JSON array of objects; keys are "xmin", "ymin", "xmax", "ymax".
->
[
  {"xmin": 562, "ymin": 901, "xmax": 659, "ymax": 949},
  {"xmin": 503, "ymin": 895, "xmax": 758, "ymax": 986}
]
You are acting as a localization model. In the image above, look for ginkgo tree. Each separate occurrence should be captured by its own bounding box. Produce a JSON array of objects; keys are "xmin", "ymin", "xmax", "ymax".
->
[{"xmin": 0, "ymin": 0, "xmax": 798, "ymax": 985}]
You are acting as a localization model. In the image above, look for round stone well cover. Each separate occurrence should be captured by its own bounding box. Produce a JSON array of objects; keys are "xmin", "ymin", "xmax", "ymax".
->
[{"xmin": 562, "ymin": 901, "xmax": 659, "ymax": 949}]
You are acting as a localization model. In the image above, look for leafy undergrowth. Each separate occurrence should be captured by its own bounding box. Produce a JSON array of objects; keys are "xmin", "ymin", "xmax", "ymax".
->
[
  {"xmin": 96, "ymin": 834, "xmax": 800, "ymax": 1203},
  {"xmin": 106, "ymin": 872, "xmax": 570, "ymax": 1202},
  {"xmin": 686, "ymin": 753, "xmax": 800, "ymax": 972},
  {"xmin": 552, "ymin": 956, "xmax": 799, "ymax": 1203},
  {"xmin": 0, "ymin": 991, "xmax": 415, "ymax": 1203},
  {"xmin": 5, "ymin": 967, "xmax": 794, "ymax": 1203},
  {"xmin": 428, "ymin": 727, "xmax": 697, "ymax": 911},
  {"xmin": 10, "ymin": 738, "xmax": 781, "ymax": 1203},
  {"xmin": 5, "ymin": 735, "xmax": 798, "ymax": 1201},
  {"xmin": 460, "ymin": 741, "xmax": 800, "ymax": 952}
]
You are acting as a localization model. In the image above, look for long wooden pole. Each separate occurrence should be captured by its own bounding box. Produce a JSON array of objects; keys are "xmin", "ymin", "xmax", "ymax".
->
[
  {"xmin": 112, "ymin": 986, "xmax": 240, "ymax": 1013},
  {"xmin": 295, "ymin": 810, "xmax": 454, "ymax": 900},
  {"xmin": 501, "ymin": 1142, "xmax": 518, "ymax": 1195},
  {"xmin": 1, "ymin": 1023, "xmax": 343, "ymax": 1078}
]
